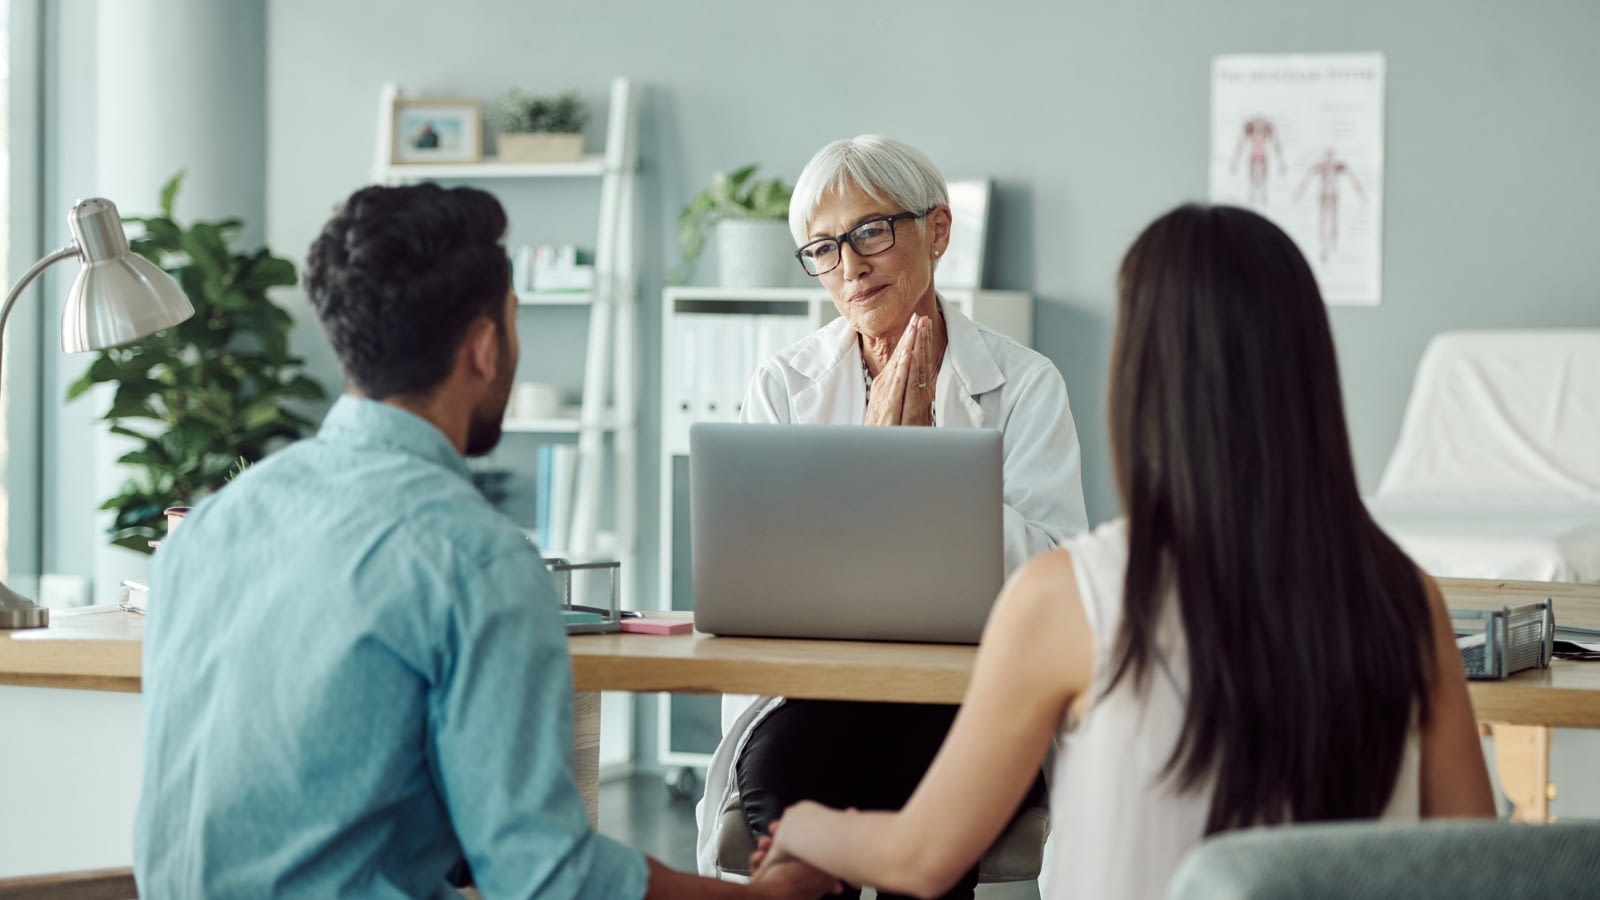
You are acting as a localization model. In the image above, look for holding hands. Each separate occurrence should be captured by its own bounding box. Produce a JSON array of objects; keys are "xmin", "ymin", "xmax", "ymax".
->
[
  {"xmin": 863, "ymin": 314, "xmax": 940, "ymax": 428},
  {"xmin": 747, "ymin": 858, "xmax": 841, "ymax": 899},
  {"xmin": 748, "ymin": 806, "xmax": 848, "ymax": 895},
  {"xmin": 747, "ymin": 816, "xmax": 843, "ymax": 897}
]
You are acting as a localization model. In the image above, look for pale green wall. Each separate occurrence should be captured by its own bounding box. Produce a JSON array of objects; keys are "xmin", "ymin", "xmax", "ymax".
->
[{"xmin": 264, "ymin": 0, "xmax": 1600, "ymax": 597}]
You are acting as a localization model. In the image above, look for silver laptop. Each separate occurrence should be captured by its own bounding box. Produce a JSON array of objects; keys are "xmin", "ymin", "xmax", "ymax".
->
[{"xmin": 690, "ymin": 422, "xmax": 1004, "ymax": 644}]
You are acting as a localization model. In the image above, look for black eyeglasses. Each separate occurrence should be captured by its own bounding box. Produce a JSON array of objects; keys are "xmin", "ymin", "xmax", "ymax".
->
[{"xmin": 794, "ymin": 209, "xmax": 931, "ymax": 277}]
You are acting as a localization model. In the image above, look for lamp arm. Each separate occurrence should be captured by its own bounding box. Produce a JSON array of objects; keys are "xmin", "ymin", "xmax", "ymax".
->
[
  {"xmin": 0, "ymin": 244, "xmax": 82, "ymax": 383},
  {"xmin": 0, "ymin": 243, "xmax": 81, "ymax": 625}
]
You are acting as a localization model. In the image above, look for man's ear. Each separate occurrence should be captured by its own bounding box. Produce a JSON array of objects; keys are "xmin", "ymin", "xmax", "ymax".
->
[{"xmin": 462, "ymin": 316, "xmax": 501, "ymax": 382}]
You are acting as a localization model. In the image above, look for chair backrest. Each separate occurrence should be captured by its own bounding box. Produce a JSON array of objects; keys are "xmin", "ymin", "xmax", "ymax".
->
[
  {"xmin": 1166, "ymin": 820, "xmax": 1600, "ymax": 899},
  {"xmin": 1376, "ymin": 329, "xmax": 1600, "ymax": 498}
]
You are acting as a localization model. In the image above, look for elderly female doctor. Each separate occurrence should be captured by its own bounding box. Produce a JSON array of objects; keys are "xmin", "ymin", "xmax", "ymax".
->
[{"xmin": 695, "ymin": 135, "xmax": 1088, "ymax": 898}]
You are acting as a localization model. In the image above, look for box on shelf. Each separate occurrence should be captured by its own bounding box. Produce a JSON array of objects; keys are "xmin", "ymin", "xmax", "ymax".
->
[
  {"xmin": 533, "ymin": 244, "xmax": 594, "ymax": 292},
  {"xmin": 498, "ymin": 132, "xmax": 583, "ymax": 163},
  {"xmin": 511, "ymin": 244, "xmax": 596, "ymax": 293}
]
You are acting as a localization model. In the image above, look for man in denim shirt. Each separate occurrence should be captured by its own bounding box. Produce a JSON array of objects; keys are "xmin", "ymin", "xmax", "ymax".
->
[{"xmin": 134, "ymin": 184, "xmax": 834, "ymax": 900}]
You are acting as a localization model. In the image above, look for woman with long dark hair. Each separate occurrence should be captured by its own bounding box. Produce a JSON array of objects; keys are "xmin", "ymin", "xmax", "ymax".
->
[{"xmin": 755, "ymin": 204, "xmax": 1494, "ymax": 898}]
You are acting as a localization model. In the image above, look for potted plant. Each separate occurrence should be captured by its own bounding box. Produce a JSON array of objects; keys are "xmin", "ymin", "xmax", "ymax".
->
[
  {"xmin": 488, "ymin": 89, "xmax": 589, "ymax": 163},
  {"xmin": 676, "ymin": 163, "xmax": 795, "ymax": 287},
  {"xmin": 67, "ymin": 172, "xmax": 327, "ymax": 552}
]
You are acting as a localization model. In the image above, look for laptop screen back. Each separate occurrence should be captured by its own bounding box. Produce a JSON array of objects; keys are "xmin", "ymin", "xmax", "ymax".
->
[{"xmin": 690, "ymin": 422, "xmax": 1004, "ymax": 644}]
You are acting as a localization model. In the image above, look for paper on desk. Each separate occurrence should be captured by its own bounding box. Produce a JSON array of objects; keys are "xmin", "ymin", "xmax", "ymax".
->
[{"xmin": 120, "ymin": 580, "xmax": 148, "ymax": 614}]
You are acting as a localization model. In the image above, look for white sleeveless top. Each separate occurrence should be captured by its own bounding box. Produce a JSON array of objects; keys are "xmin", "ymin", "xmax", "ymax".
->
[{"xmin": 1046, "ymin": 520, "xmax": 1420, "ymax": 900}]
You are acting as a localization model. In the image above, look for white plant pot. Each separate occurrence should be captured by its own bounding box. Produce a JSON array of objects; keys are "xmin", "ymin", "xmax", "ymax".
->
[{"xmin": 715, "ymin": 219, "xmax": 795, "ymax": 288}]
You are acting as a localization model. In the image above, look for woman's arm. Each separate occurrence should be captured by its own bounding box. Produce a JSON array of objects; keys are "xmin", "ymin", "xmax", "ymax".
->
[
  {"xmin": 770, "ymin": 549, "xmax": 1093, "ymax": 898},
  {"xmin": 1416, "ymin": 571, "xmax": 1496, "ymax": 818}
]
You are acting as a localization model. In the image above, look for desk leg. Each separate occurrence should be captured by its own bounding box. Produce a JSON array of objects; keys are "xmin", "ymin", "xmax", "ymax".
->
[
  {"xmin": 573, "ymin": 691, "xmax": 601, "ymax": 826},
  {"xmin": 1489, "ymin": 724, "xmax": 1554, "ymax": 823}
]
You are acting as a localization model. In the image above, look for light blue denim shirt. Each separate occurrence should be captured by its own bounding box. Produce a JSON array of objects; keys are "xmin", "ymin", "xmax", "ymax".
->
[{"xmin": 134, "ymin": 396, "xmax": 647, "ymax": 899}]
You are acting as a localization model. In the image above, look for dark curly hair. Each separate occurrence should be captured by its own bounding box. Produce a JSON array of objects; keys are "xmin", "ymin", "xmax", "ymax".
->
[{"xmin": 305, "ymin": 184, "xmax": 511, "ymax": 399}]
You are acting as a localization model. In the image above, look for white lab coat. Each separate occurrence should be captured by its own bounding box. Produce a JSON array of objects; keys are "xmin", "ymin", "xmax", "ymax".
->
[{"xmin": 694, "ymin": 298, "xmax": 1089, "ymax": 875}]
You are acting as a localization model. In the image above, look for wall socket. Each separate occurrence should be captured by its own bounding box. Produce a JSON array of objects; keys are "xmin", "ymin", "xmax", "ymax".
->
[{"xmin": 39, "ymin": 573, "xmax": 92, "ymax": 608}]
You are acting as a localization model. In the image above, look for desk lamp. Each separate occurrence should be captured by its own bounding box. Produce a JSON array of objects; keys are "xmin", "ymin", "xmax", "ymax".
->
[{"xmin": 0, "ymin": 198, "xmax": 194, "ymax": 629}]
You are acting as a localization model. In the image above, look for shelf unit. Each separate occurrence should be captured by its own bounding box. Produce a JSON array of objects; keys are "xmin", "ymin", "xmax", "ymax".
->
[
  {"xmin": 654, "ymin": 286, "xmax": 1033, "ymax": 771},
  {"xmin": 518, "ymin": 291, "xmax": 595, "ymax": 306},
  {"xmin": 374, "ymin": 78, "xmax": 641, "ymax": 776}
]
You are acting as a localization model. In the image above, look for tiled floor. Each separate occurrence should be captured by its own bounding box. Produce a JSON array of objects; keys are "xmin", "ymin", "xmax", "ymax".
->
[{"xmin": 598, "ymin": 773, "xmax": 1040, "ymax": 899}]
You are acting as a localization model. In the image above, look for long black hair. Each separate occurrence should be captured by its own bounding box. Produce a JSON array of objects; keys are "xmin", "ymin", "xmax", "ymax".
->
[{"xmin": 1105, "ymin": 204, "xmax": 1434, "ymax": 834}]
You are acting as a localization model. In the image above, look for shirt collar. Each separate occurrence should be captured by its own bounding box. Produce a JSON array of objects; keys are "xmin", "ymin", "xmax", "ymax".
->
[
  {"xmin": 787, "ymin": 295, "xmax": 1007, "ymax": 397},
  {"xmin": 317, "ymin": 394, "xmax": 471, "ymax": 481}
]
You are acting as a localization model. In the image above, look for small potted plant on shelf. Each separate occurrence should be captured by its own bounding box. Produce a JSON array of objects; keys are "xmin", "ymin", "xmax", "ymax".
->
[
  {"xmin": 488, "ymin": 89, "xmax": 589, "ymax": 163},
  {"xmin": 676, "ymin": 163, "xmax": 795, "ymax": 287}
]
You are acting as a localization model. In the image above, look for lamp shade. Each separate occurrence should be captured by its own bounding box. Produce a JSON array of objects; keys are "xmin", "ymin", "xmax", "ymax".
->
[{"xmin": 59, "ymin": 197, "xmax": 194, "ymax": 352}]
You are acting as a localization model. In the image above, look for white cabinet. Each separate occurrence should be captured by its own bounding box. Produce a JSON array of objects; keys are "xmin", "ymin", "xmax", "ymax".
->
[
  {"xmin": 655, "ymin": 286, "xmax": 1032, "ymax": 769},
  {"xmin": 374, "ymin": 79, "xmax": 640, "ymax": 775}
]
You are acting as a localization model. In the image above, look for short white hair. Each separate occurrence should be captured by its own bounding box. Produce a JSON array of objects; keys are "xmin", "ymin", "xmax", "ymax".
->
[{"xmin": 788, "ymin": 135, "xmax": 949, "ymax": 245}]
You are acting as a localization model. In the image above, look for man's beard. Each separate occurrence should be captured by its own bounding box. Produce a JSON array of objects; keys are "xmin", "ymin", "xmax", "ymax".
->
[
  {"xmin": 465, "ymin": 373, "xmax": 511, "ymax": 456},
  {"xmin": 464, "ymin": 409, "xmax": 504, "ymax": 457},
  {"xmin": 466, "ymin": 326, "xmax": 515, "ymax": 457}
]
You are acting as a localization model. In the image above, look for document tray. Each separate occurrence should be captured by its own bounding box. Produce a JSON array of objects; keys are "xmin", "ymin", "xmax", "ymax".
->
[{"xmin": 1452, "ymin": 599, "xmax": 1553, "ymax": 680}]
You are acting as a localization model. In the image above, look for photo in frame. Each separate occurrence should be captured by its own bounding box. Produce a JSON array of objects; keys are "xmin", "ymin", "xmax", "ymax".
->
[
  {"xmin": 937, "ymin": 179, "xmax": 991, "ymax": 291},
  {"xmin": 390, "ymin": 99, "xmax": 482, "ymax": 164}
]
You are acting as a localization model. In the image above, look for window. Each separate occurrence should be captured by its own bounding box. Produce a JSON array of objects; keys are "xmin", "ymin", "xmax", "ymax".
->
[{"xmin": 0, "ymin": 0, "xmax": 12, "ymax": 580}]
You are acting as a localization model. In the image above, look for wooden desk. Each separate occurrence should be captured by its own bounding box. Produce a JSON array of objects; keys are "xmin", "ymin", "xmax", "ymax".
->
[
  {"xmin": 568, "ymin": 626, "xmax": 973, "ymax": 703},
  {"xmin": 566, "ymin": 618, "xmax": 1600, "ymax": 726},
  {"xmin": 17, "ymin": 606, "xmax": 1590, "ymax": 721},
  {"xmin": 8, "ymin": 590, "xmax": 1597, "ymax": 725},
  {"xmin": 4, "ymin": 586, "xmax": 1599, "ymax": 845}
]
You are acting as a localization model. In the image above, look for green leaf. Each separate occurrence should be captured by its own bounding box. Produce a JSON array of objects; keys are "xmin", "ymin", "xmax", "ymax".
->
[
  {"xmin": 158, "ymin": 171, "xmax": 185, "ymax": 218},
  {"xmin": 241, "ymin": 254, "xmax": 298, "ymax": 291},
  {"xmin": 105, "ymin": 386, "xmax": 162, "ymax": 421},
  {"xmin": 179, "ymin": 222, "xmax": 232, "ymax": 277},
  {"xmin": 108, "ymin": 424, "xmax": 156, "ymax": 441},
  {"xmin": 282, "ymin": 375, "xmax": 328, "ymax": 402},
  {"xmin": 117, "ymin": 446, "xmax": 173, "ymax": 468},
  {"xmin": 111, "ymin": 528, "xmax": 161, "ymax": 556}
]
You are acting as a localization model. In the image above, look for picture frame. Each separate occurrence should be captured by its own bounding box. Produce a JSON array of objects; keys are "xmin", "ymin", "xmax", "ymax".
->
[
  {"xmin": 937, "ymin": 179, "xmax": 991, "ymax": 291},
  {"xmin": 390, "ymin": 98, "xmax": 482, "ymax": 165}
]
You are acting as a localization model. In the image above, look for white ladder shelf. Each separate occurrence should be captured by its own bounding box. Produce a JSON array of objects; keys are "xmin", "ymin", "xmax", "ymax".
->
[{"xmin": 371, "ymin": 79, "xmax": 642, "ymax": 608}]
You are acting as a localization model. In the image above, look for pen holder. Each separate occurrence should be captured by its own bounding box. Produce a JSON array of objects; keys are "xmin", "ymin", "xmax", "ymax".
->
[
  {"xmin": 544, "ymin": 557, "xmax": 623, "ymax": 635},
  {"xmin": 1452, "ymin": 599, "xmax": 1554, "ymax": 680}
]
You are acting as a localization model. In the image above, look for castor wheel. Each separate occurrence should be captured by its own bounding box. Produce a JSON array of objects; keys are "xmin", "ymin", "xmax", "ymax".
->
[{"xmin": 665, "ymin": 766, "xmax": 699, "ymax": 801}]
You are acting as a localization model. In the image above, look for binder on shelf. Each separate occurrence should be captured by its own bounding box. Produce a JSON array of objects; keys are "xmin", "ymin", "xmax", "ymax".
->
[
  {"xmin": 534, "ymin": 446, "xmax": 554, "ymax": 548},
  {"xmin": 672, "ymin": 313, "xmax": 699, "ymax": 419},
  {"xmin": 535, "ymin": 444, "xmax": 579, "ymax": 555},
  {"xmin": 754, "ymin": 314, "xmax": 811, "ymax": 379},
  {"xmin": 693, "ymin": 314, "xmax": 726, "ymax": 421},
  {"xmin": 721, "ymin": 315, "xmax": 756, "ymax": 419}
]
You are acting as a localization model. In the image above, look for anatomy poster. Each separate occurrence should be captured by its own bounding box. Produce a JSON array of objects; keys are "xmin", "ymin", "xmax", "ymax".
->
[{"xmin": 1210, "ymin": 53, "xmax": 1385, "ymax": 306}]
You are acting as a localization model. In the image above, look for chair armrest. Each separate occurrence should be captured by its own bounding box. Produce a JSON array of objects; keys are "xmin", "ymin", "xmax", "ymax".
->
[{"xmin": 0, "ymin": 867, "xmax": 138, "ymax": 899}]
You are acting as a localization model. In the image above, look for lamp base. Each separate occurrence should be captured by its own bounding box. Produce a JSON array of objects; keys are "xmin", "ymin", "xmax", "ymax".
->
[{"xmin": 0, "ymin": 580, "xmax": 49, "ymax": 629}]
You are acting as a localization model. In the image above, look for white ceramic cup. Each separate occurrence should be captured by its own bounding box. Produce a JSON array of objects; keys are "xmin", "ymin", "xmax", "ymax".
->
[
  {"xmin": 164, "ymin": 506, "xmax": 190, "ymax": 535},
  {"xmin": 512, "ymin": 382, "xmax": 562, "ymax": 419}
]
